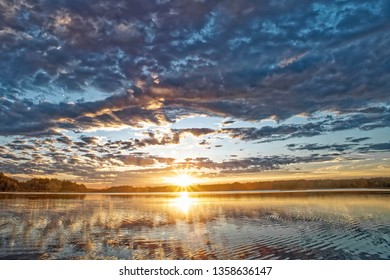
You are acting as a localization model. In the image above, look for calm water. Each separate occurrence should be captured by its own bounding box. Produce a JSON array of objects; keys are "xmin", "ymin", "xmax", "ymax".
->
[{"xmin": 1, "ymin": 192, "xmax": 390, "ymax": 260}]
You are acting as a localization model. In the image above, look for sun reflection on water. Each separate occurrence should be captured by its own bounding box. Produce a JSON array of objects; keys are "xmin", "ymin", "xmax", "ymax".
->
[{"xmin": 170, "ymin": 192, "xmax": 197, "ymax": 214}]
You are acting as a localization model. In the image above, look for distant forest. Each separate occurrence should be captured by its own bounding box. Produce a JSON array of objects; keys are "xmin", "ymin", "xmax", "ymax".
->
[
  {"xmin": 0, "ymin": 172, "xmax": 88, "ymax": 192},
  {"xmin": 1, "ymin": 172, "xmax": 390, "ymax": 193}
]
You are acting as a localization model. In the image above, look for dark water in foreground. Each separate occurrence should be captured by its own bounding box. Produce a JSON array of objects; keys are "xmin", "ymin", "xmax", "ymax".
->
[{"xmin": 1, "ymin": 192, "xmax": 389, "ymax": 260}]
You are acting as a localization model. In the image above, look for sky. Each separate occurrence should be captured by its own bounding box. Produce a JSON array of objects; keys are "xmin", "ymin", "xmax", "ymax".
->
[{"xmin": 0, "ymin": 0, "xmax": 389, "ymax": 187}]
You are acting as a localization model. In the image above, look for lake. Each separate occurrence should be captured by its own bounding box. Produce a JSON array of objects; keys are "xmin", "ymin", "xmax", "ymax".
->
[{"xmin": 1, "ymin": 191, "xmax": 390, "ymax": 260}]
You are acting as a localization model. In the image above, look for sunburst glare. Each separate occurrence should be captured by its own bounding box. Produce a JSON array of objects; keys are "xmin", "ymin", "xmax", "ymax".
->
[
  {"xmin": 169, "ymin": 174, "xmax": 195, "ymax": 187},
  {"xmin": 166, "ymin": 169, "xmax": 198, "ymax": 188}
]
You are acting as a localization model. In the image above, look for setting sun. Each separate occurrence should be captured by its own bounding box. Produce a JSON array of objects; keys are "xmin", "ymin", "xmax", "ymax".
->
[{"xmin": 168, "ymin": 174, "xmax": 196, "ymax": 187}]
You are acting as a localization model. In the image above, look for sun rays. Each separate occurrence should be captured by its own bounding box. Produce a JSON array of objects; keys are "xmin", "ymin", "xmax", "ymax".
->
[{"xmin": 166, "ymin": 168, "xmax": 199, "ymax": 189}]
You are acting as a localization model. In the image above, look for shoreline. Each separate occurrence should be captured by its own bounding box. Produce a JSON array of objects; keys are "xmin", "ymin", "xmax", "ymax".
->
[{"xmin": 1, "ymin": 188, "xmax": 390, "ymax": 196}]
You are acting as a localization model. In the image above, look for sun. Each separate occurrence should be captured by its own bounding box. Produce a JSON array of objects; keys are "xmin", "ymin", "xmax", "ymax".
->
[
  {"xmin": 166, "ymin": 168, "xmax": 200, "ymax": 188},
  {"xmin": 168, "ymin": 174, "xmax": 196, "ymax": 187}
]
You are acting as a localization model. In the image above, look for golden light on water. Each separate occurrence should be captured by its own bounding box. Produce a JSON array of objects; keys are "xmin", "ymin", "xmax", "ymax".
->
[{"xmin": 170, "ymin": 192, "xmax": 197, "ymax": 213}]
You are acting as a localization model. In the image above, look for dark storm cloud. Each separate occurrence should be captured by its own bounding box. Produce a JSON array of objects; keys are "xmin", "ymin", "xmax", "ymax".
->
[{"xmin": 0, "ymin": 0, "xmax": 389, "ymax": 137}]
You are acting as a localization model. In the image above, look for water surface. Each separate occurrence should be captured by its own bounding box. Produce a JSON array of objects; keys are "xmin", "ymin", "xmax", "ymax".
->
[{"xmin": 1, "ymin": 192, "xmax": 389, "ymax": 259}]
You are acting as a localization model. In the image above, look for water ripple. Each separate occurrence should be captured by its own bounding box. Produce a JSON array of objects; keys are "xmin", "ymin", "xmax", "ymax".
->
[{"xmin": 0, "ymin": 193, "xmax": 389, "ymax": 259}]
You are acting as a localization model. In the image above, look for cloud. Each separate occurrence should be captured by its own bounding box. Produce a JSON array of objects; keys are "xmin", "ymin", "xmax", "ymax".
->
[
  {"xmin": 80, "ymin": 136, "xmax": 99, "ymax": 145},
  {"xmin": 287, "ymin": 143, "xmax": 357, "ymax": 153},
  {"xmin": 221, "ymin": 123, "xmax": 323, "ymax": 142},
  {"xmin": 358, "ymin": 142, "xmax": 390, "ymax": 152},
  {"xmin": 220, "ymin": 107, "xmax": 390, "ymax": 143},
  {"xmin": 278, "ymin": 52, "xmax": 308, "ymax": 68},
  {"xmin": 1, "ymin": 0, "xmax": 389, "ymax": 183},
  {"xmin": 174, "ymin": 128, "xmax": 215, "ymax": 137},
  {"xmin": 56, "ymin": 135, "xmax": 73, "ymax": 145},
  {"xmin": 345, "ymin": 137, "xmax": 371, "ymax": 143},
  {"xmin": 0, "ymin": 91, "xmax": 170, "ymax": 136},
  {"xmin": 287, "ymin": 141, "xmax": 390, "ymax": 154},
  {"xmin": 118, "ymin": 153, "xmax": 175, "ymax": 167},
  {"xmin": 107, "ymin": 128, "xmax": 216, "ymax": 149},
  {"xmin": 174, "ymin": 154, "xmax": 337, "ymax": 174},
  {"xmin": 0, "ymin": 0, "xmax": 388, "ymax": 132}
]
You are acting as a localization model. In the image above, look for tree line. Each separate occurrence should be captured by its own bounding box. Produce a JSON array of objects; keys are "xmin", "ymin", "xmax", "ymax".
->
[
  {"xmin": 1, "ymin": 172, "xmax": 390, "ymax": 193},
  {"xmin": 0, "ymin": 173, "xmax": 87, "ymax": 192}
]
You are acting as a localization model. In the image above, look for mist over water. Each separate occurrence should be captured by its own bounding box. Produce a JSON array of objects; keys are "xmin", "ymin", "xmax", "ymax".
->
[{"xmin": 1, "ymin": 193, "xmax": 389, "ymax": 260}]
